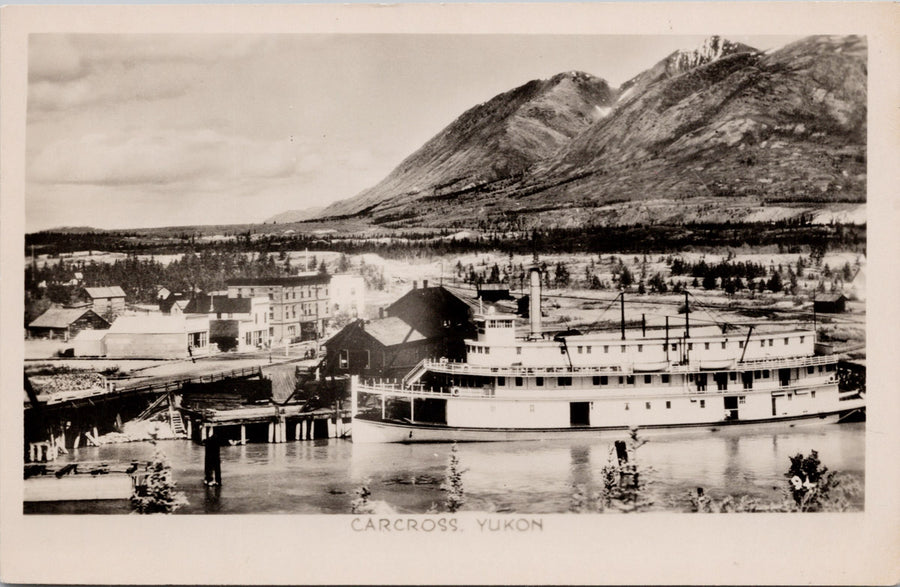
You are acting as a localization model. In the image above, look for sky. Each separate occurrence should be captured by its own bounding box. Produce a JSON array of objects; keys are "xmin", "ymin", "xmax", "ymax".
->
[{"xmin": 26, "ymin": 34, "xmax": 803, "ymax": 232}]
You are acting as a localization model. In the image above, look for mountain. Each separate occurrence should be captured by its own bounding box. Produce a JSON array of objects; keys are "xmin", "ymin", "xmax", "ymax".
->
[
  {"xmin": 305, "ymin": 35, "xmax": 866, "ymax": 229},
  {"xmin": 318, "ymin": 71, "xmax": 616, "ymax": 220},
  {"xmin": 264, "ymin": 206, "xmax": 324, "ymax": 224}
]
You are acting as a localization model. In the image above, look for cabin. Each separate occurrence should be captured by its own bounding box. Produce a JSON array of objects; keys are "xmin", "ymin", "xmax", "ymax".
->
[
  {"xmin": 814, "ymin": 293, "xmax": 847, "ymax": 314},
  {"xmin": 103, "ymin": 315, "xmax": 210, "ymax": 359},
  {"xmin": 27, "ymin": 307, "xmax": 110, "ymax": 341},
  {"xmin": 82, "ymin": 286, "xmax": 126, "ymax": 319},
  {"xmin": 323, "ymin": 317, "xmax": 440, "ymax": 380},
  {"xmin": 183, "ymin": 294, "xmax": 269, "ymax": 352}
]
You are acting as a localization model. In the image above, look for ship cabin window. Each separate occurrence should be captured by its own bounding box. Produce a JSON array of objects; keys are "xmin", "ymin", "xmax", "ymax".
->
[
  {"xmin": 558, "ymin": 377, "xmax": 572, "ymax": 386},
  {"xmin": 807, "ymin": 366, "xmax": 815, "ymax": 374},
  {"xmin": 645, "ymin": 402, "xmax": 651, "ymax": 410},
  {"xmin": 586, "ymin": 346, "xmax": 592, "ymax": 354},
  {"xmin": 788, "ymin": 393, "xmax": 793, "ymax": 401},
  {"xmin": 730, "ymin": 372, "xmax": 737, "ymax": 381},
  {"xmin": 700, "ymin": 399, "xmax": 706, "ymax": 408},
  {"xmin": 624, "ymin": 402, "xmax": 630, "ymax": 411},
  {"xmin": 618, "ymin": 376, "xmax": 624, "ymax": 385},
  {"xmin": 536, "ymin": 377, "xmax": 544, "ymax": 387},
  {"xmin": 666, "ymin": 401, "xmax": 672, "ymax": 409},
  {"xmin": 739, "ymin": 396, "xmax": 746, "ymax": 404},
  {"xmin": 754, "ymin": 370, "xmax": 761, "ymax": 378},
  {"xmin": 577, "ymin": 346, "xmax": 583, "ymax": 354},
  {"xmin": 769, "ymin": 339, "xmax": 774, "ymax": 347},
  {"xmin": 784, "ymin": 337, "xmax": 790, "ymax": 345},
  {"xmin": 739, "ymin": 341, "xmax": 744, "ymax": 349},
  {"xmin": 560, "ymin": 347, "xmax": 566, "ymax": 355},
  {"xmin": 721, "ymin": 341, "xmax": 727, "ymax": 349},
  {"xmin": 516, "ymin": 347, "xmax": 522, "ymax": 355},
  {"xmin": 484, "ymin": 347, "xmax": 490, "ymax": 355},
  {"xmin": 621, "ymin": 345, "xmax": 626, "ymax": 353},
  {"xmin": 604, "ymin": 346, "xmax": 609, "ymax": 353},
  {"xmin": 497, "ymin": 377, "xmax": 505, "ymax": 386},
  {"xmin": 601, "ymin": 376, "xmax": 608, "ymax": 385},
  {"xmin": 638, "ymin": 345, "xmax": 643, "ymax": 352},
  {"xmin": 644, "ymin": 375, "xmax": 652, "ymax": 384},
  {"xmin": 688, "ymin": 343, "xmax": 694, "ymax": 351},
  {"xmin": 671, "ymin": 344, "xmax": 677, "ymax": 351},
  {"xmin": 763, "ymin": 370, "xmax": 770, "ymax": 378},
  {"xmin": 800, "ymin": 336, "xmax": 805, "ymax": 343},
  {"xmin": 826, "ymin": 363, "xmax": 836, "ymax": 372},
  {"xmin": 626, "ymin": 375, "xmax": 635, "ymax": 385},
  {"xmin": 515, "ymin": 377, "xmax": 523, "ymax": 386},
  {"xmin": 811, "ymin": 390, "xmax": 816, "ymax": 398},
  {"xmin": 592, "ymin": 376, "xmax": 600, "ymax": 385},
  {"xmin": 661, "ymin": 374, "xmax": 670, "ymax": 383},
  {"xmin": 704, "ymin": 342, "xmax": 710, "ymax": 350}
]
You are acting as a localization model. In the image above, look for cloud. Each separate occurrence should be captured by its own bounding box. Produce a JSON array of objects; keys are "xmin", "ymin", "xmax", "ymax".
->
[{"xmin": 28, "ymin": 129, "xmax": 316, "ymax": 187}]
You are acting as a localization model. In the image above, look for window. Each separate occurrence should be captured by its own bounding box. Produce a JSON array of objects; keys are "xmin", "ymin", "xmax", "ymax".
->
[
  {"xmin": 586, "ymin": 346, "xmax": 592, "ymax": 354},
  {"xmin": 618, "ymin": 376, "xmax": 624, "ymax": 385},
  {"xmin": 700, "ymin": 399, "xmax": 706, "ymax": 408},
  {"xmin": 625, "ymin": 403, "xmax": 630, "ymax": 411},
  {"xmin": 811, "ymin": 390, "xmax": 816, "ymax": 398},
  {"xmin": 666, "ymin": 401, "xmax": 671, "ymax": 409},
  {"xmin": 704, "ymin": 342, "xmax": 710, "ymax": 350},
  {"xmin": 600, "ymin": 376, "xmax": 608, "ymax": 385},
  {"xmin": 730, "ymin": 372, "xmax": 737, "ymax": 381},
  {"xmin": 739, "ymin": 341, "xmax": 744, "ymax": 349},
  {"xmin": 560, "ymin": 347, "xmax": 566, "ymax": 355},
  {"xmin": 769, "ymin": 339, "xmax": 774, "ymax": 347},
  {"xmin": 721, "ymin": 341, "xmax": 727, "ymax": 349},
  {"xmin": 763, "ymin": 370, "xmax": 770, "ymax": 378},
  {"xmin": 638, "ymin": 345, "xmax": 643, "ymax": 352},
  {"xmin": 339, "ymin": 349, "xmax": 349, "ymax": 369},
  {"xmin": 800, "ymin": 336, "xmax": 805, "ymax": 343},
  {"xmin": 807, "ymin": 366, "xmax": 815, "ymax": 374},
  {"xmin": 577, "ymin": 346, "xmax": 583, "ymax": 354},
  {"xmin": 739, "ymin": 396, "xmax": 746, "ymax": 404},
  {"xmin": 788, "ymin": 394, "xmax": 793, "ymax": 401},
  {"xmin": 626, "ymin": 375, "xmax": 635, "ymax": 385},
  {"xmin": 515, "ymin": 377, "xmax": 523, "ymax": 387},
  {"xmin": 688, "ymin": 343, "xmax": 694, "ymax": 351},
  {"xmin": 645, "ymin": 402, "xmax": 651, "ymax": 410},
  {"xmin": 497, "ymin": 377, "xmax": 505, "ymax": 386},
  {"xmin": 671, "ymin": 344, "xmax": 677, "ymax": 351},
  {"xmin": 785, "ymin": 338, "xmax": 790, "ymax": 345},
  {"xmin": 484, "ymin": 347, "xmax": 490, "ymax": 355},
  {"xmin": 363, "ymin": 350, "xmax": 370, "ymax": 369},
  {"xmin": 661, "ymin": 374, "xmax": 670, "ymax": 383},
  {"xmin": 604, "ymin": 345, "xmax": 609, "ymax": 353},
  {"xmin": 592, "ymin": 376, "xmax": 601, "ymax": 385},
  {"xmin": 761, "ymin": 340, "xmax": 766, "ymax": 348},
  {"xmin": 536, "ymin": 377, "xmax": 544, "ymax": 387},
  {"xmin": 516, "ymin": 347, "xmax": 522, "ymax": 355},
  {"xmin": 644, "ymin": 375, "xmax": 652, "ymax": 384},
  {"xmin": 558, "ymin": 377, "xmax": 572, "ymax": 386},
  {"xmin": 621, "ymin": 345, "xmax": 626, "ymax": 353}
]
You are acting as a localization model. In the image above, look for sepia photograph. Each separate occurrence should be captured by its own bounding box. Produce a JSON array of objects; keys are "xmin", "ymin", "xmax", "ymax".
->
[{"xmin": 2, "ymin": 3, "xmax": 898, "ymax": 585}]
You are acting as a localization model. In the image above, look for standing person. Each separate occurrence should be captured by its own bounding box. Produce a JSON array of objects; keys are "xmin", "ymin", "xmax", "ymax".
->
[{"xmin": 204, "ymin": 427, "xmax": 223, "ymax": 486}]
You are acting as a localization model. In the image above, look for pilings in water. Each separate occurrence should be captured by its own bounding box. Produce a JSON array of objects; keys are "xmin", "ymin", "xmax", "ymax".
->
[{"xmin": 182, "ymin": 409, "xmax": 350, "ymax": 445}]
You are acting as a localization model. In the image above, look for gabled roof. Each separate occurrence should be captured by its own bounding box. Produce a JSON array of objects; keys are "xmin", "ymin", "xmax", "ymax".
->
[
  {"xmin": 84, "ymin": 286, "xmax": 126, "ymax": 299},
  {"xmin": 816, "ymin": 293, "xmax": 847, "ymax": 303},
  {"xmin": 362, "ymin": 317, "xmax": 430, "ymax": 347},
  {"xmin": 28, "ymin": 307, "xmax": 108, "ymax": 329},
  {"xmin": 183, "ymin": 295, "xmax": 253, "ymax": 315}
]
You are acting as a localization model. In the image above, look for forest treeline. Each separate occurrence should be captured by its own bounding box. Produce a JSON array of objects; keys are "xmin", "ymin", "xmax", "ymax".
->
[{"xmin": 26, "ymin": 221, "xmax": 865, "ymax": 258}]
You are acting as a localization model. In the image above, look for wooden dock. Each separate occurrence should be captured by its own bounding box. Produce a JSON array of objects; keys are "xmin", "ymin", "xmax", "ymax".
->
[{"xmin": 181, "ymin": 404, "xmax": 352, "ymax": 444}]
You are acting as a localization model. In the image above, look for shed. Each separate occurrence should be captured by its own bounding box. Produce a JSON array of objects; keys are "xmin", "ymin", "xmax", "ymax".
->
[
  {"xmin": 72, "ymin": 328, "xmax": 108, "ymax": 357},
  {"xmin": 104, "ymin": 315, "xmax": 210, "ymax": 359},
  {"xmin": 27, "ymin": 307, "xmax": 110, "ymax": 340},
  {"xmin": 814, "ymin": 293, "xmax": 847, "ymax": 314}
]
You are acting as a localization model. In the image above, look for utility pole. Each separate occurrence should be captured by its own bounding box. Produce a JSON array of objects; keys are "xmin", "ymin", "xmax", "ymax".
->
[
  {"xmin": 620, "ymin": 292, "xmax": 626, "ymax": 340},
  {"xmin": 684, "ymin": 290, "xmax": 690, "ymax": 339}
]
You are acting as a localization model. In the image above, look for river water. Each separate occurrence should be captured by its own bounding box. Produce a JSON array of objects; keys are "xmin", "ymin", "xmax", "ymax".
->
[{"xmin": 26, "ymin": 422, "xmax": 865, "ymax": 514}]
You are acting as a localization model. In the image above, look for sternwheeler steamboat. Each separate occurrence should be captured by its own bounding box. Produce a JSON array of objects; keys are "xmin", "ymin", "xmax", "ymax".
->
[{"xmin": 351, "ymin": 269, "xmax": 864, "ymax": 443}]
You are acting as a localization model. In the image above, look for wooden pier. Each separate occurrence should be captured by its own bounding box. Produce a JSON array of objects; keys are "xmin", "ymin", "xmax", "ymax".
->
[{"xmin": 181, "ymin": 404, "xmax": 352, "ymax": 444}]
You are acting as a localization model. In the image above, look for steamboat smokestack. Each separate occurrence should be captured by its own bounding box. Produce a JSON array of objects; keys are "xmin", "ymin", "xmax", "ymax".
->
[{"xmin": 529, "ymin": 267, "xmax": 542, "ymax": 339}]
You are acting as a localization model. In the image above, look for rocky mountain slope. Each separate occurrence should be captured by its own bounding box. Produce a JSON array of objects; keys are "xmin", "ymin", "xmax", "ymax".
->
[
  {"xmin": 309, "ymin": 35, "xmax": 866, "ymax": 229},
  {"xmin": 265, "ymin": 206, "xmax": 324, "ymax": 224},
  {"xmin": 318, "ymin": 71, "xmax": 616, "ymax": 220}
]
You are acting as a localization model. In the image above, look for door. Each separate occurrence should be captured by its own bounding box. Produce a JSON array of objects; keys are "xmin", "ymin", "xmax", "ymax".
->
[
  {"xmin": 570, "ymin": 402, "xmax": 590, "ymax": 427},
  {"xmin": 724, "ymin": 396, "xmax": 739, "ymax": 421},
  {"xmin": 779, "ymin": 368, "xmax": 791, "ymax": 387}
]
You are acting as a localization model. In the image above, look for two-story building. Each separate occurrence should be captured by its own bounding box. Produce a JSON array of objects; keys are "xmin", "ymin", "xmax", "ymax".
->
[
  {"xmin": 225, "ymin": 274, "xmax": 331, "ymax": 343},
  {"xmin": 82, "ymin": 286, "xmax": 126, "ymax": 319},
  {"xmin": 183, "ymin": 294, "xmax": 269, "ymax": 352}
]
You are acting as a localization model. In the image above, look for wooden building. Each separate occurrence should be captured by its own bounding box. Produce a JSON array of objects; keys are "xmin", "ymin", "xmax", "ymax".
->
[
  {"xmin": 82, "ymin": 286, "xmax": 126, "ymax": 319},
  {"xmin": 184, "ymin": 294, "xmax": 269, "ymax": 352},
  {"xmin": 27, "ymin": 307, "xmax": 110, "ymax": 341},
  {"xmin": 225, "ymin": 274, "xmax": 331, "ymax": 343},
  {"xmin": 814, "ymin": 293, "xmax": 848, "ymax": 314},
  {"xmin": 103, "ymin": 315, "xmax": 210, "ymax": 359},
  {"xmin": 323, "ymin": 317, "xmax": 439, "ymax": 380}
]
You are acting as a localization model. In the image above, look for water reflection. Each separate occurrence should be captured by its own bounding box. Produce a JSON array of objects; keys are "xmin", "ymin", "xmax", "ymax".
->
[{"xmin": 28, "ymin": 423, "xmax": 864, "ymax": 514}]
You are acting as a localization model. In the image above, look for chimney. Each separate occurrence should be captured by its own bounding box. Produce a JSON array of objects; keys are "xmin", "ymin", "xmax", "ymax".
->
[
  {"xmin": 423, "ymin": 279, "xmax": 429, "ymax": 289},
  {"xmin": 529, "ymin": 267, "xmax": 542, "ymax": 339},
  {"xmin": 413, "ymin": 280, "xmax": 418, "ymax": 290},
  {"xmin": 378, "ymin": 307, "xmax": 385, "ymax": 319}
]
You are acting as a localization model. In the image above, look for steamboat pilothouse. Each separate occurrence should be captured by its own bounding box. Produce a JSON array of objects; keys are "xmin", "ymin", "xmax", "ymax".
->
[{"xmin": 351, "ymin": 268, "xmax": 864, "ymax": 443}]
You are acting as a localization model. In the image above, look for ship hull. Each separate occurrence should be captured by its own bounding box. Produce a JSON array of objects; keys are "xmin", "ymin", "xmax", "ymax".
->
[{"xmin": 352, "ymin": 403, "xmax": 862, "ymax": 443}]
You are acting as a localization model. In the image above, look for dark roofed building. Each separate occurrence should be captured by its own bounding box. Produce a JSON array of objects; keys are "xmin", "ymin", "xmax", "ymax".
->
[
  {"xmin": 323, "ymin": 317, "xmax": 440, "ymax": 380},
  {"xmin": 814, "ymin": 293, "xmax": 847, "ymax": 314},
  {"xmin": 183, "ymin": 294, "xmax": 270, "ymax": 352},
  {"xmin": 27, "ymin": 307, "xmax": 110, "ymax": 340}
]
